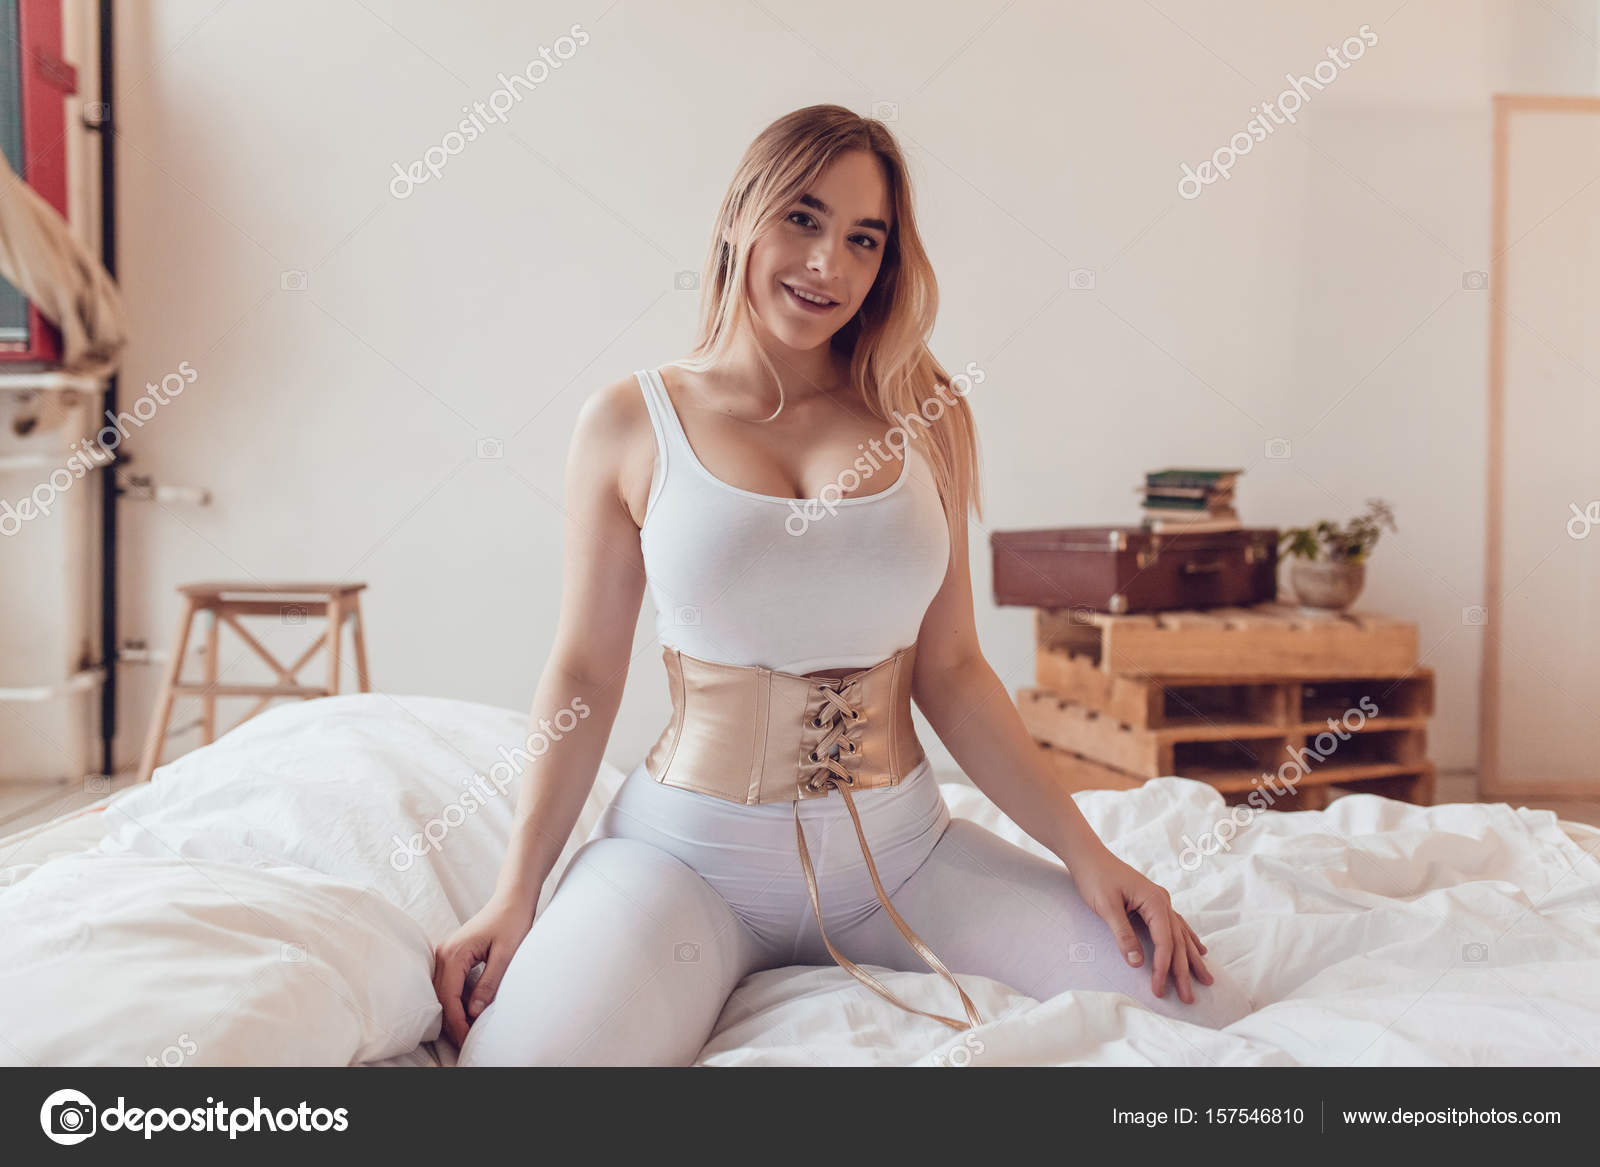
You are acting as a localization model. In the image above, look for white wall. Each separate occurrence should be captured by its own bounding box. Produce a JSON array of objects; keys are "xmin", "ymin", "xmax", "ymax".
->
[{"xmin": 7, "ymin": 0, "xmax": 1597, "ymax": 785}]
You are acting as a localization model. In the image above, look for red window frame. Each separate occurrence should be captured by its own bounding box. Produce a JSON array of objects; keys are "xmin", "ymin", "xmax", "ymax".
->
[{"xmin": 3, "ymin": 0, "xmax": 76, "ymax": 364}]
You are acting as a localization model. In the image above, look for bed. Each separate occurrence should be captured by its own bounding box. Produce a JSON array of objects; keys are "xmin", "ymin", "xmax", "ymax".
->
[{"xmin": 3, "ymin": 692, "xmax": 1598, "ymax": 1067}]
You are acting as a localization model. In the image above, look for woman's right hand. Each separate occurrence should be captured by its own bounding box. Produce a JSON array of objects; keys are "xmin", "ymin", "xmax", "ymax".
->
[{"xmin": 432, "ymin": 891, "xmax": 538, "ymax": 1048}]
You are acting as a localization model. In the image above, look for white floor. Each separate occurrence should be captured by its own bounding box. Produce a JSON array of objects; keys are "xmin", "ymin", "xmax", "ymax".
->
[{"xmin": 0, "ymin": 769, "xmax": 147, "ymax": 836}]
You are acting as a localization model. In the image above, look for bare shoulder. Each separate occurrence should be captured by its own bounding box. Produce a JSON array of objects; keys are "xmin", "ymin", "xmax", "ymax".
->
[{"xmin": 568, "ymin": 371, "xmax": 655, "ymax": 528}]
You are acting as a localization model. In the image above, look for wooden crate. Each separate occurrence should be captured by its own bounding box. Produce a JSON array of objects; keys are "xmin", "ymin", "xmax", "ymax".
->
[
  {"xmin": 1036, "ymin": 603, "xmax": 1419, "ymax": 679},
  {"xmin": 1032, "ymin": 739, "xmax": 1435, "ymax": 811},
  {"xmin": 1019, "ymin": 687, "xmax": 1434, "ymax": 805},
  {"xmin": 1033, "ymin": 647, "xmax": 1435, "ymax": 731}
]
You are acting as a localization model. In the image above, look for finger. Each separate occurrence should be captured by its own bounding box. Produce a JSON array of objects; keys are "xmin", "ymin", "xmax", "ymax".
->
[
  {"xmin": 1169, "ymin": 913, "xmax": 1195, "ymax": 1004},
  {"xmin": 1095, "ymin": 902, "xmax": 1144, "ymax": 968},
  {"xmin": 1173, "ymin": 912, "xmax": 1208, "ymax": 955},
  {"xmin": 467, "ymin": 944, "xmax": 513, "ymax": 1018},
  {"xmin": 1172, "ymin": 916, "xmax": 1208, "ymax": 972},
  {"xmin": 1138, "ymin": 902, "xmax": 1175, "ymax": 997},
  {"xmin": 1183, "ymin": 924, "xmax": 1212, "ymax": 981},
  {"xmin": 434, "ymin": 950, "xmax": 472, "ymax": 1048},
  {"xmin": 1185, "ymin": 931, "xmax": 1214, "ymax": 984}
]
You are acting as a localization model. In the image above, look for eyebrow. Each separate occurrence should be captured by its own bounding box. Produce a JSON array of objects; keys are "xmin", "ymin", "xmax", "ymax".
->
[{"xmin": 798, "ymin": 193, "xmax": 889, "ymax": 234}]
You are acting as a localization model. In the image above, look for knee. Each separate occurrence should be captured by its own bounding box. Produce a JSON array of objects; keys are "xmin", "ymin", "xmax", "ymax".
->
[
  {"xmin": 454, "ymin": 836, "xmax": 754, "ymax": 1066},
  {"xmin": 1138, "ymin": 957, "xmax": 1257, "ymax": 1030},
  {"xmin": 455, "ymin": 999, "xmax": 536, "ymax": 1067},
  {"xmin": 1115, "ymin": 889, "xmax": 1258, "ymax": 1028}
]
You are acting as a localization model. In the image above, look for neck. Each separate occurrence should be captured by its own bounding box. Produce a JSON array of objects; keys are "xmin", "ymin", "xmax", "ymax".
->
[{"xmin": 712, "ymin": 324, "xmax": 851, "ymax": 414}]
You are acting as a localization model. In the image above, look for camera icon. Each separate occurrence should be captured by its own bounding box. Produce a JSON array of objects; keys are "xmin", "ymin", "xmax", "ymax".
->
[
  {"xmin": 281, "ymin": 941, "xmax": 307, "ymax": 962},
  {"xmin": 280, "ymin": 270, "xmax": 308, "ymax": 291},
  {"xmin": 1069, "ymin": 941, "xmax": 1095, "ymax": 963},
  {"xmin": 477, "ymin": 437, "xmax": 504, "ymax": 460},
  {"xmin": 280, "ymin": 604, "xmax": 306, "ymax": 625},
  {"xmin": 1461, "ymin": 270, "xmax": 1488, "ymax": 291},
  {"xmin": 1068, "ymin": 605, "xmax": 1097, "ymax": 625},
  {"xmin": 84, "ymin": 101, "xmax": 109, "ymax": 123},
  {"xmin": 674, "ymin": 941, "xmax": 700, "ymax": 963},
  {"xmin": 1462, "ymin": 605, "xmax": 1488, "ymax": 626},
  {"xmin": 1461, "ymin": 941, "xmax": 1488, "ymax": 962},
  {"xmin": 674, "ymin": 270, "xmax": 700, "ymax": 291},
  {"xmin": 49, "ymin": 1100, "xmax": 95, "ymax": 1139},
  {"xmin": 1265, "ymin": 437, "xmax": 1292, "ymax": 460},
  {"xmin": 1068, "ymin": 268, "xmax": 1096, "ymax": 290},
  {"xmin": 674, "ymin": 605, "xmax": 701, "ymax": 626},
  {"xmin": 83, "ymin": 774, "xmax": 110, "ymax": 795},
  {"xmin": 872, "ymin": 101, "xmax": 898, "ymax": 122}
]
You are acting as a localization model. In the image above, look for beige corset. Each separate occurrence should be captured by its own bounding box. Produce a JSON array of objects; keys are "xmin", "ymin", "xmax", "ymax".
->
[{"xmin": 643, "ymin": 643, "xmax": 983, "ymax": 1032}]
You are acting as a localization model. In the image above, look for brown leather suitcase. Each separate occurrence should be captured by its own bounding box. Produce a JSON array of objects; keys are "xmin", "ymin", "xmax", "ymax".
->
[{"xmin": 990, "ymin": 526, "xmax": 1279, "ymax": 614}]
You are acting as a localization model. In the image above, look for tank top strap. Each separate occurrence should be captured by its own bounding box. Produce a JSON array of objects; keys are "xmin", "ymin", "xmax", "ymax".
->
[
  {"xmin": 637, "ymin": 366, "xmax": 694, "ymax": 445},
  {"xmin": 635, "ymin": 367, "xmax": 688, "ymax": 507}
]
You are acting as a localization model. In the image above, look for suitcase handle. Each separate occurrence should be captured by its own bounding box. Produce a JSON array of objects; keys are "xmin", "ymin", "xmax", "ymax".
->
[{"xmin": 1181, "ymin": 559, "xmax": 1226, "ymax": 574}]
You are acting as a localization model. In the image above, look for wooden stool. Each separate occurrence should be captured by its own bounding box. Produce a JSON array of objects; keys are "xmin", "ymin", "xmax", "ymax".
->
[{"xmin": 137, "ymin": 581, "xmax": 371, "ymax": 783}]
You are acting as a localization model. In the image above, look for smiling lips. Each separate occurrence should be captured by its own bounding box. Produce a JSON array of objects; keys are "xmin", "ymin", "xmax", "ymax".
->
[{"xmin": 782, "ymin": 281, "xmax": 840, "ymax": 312}]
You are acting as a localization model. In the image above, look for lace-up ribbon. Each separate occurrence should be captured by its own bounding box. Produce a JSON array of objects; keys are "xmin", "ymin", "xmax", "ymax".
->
[{"xmin": 791, "ymin": 676, "xmax": 984, "ymax": 1032}]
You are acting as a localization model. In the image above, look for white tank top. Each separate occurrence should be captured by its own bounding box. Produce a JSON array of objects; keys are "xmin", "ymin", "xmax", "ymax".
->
[{"xmin": 633, "ymin": 366, "xmax": 951, "ymax": 675}]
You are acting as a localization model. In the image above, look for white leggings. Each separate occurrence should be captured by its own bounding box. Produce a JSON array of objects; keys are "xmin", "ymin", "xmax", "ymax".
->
[{"xmin": 456, "ymin": 759, "xmax": 1254, "ymax": 1065}]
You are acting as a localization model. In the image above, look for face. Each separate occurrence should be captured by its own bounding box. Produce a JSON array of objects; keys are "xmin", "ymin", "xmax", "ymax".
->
[{"xmin": 742, "ymin": 149, "xmax": 892, "ymax": 351}]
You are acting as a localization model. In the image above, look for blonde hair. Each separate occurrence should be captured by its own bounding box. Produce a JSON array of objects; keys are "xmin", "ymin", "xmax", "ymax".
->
[{"xmin": 676, "ymin": 104, "xmax": 983, "ymax": 536}]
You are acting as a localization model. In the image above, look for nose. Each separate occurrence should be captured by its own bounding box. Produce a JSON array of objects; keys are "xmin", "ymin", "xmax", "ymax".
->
[{"xmin": 806, "ymin": 233, "xmax": 844, "ymax": 280}]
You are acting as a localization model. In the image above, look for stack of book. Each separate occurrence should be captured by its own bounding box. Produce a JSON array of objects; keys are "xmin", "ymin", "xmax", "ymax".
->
[{"xmin": 1139, "ymin": 468, "xmax": 1242, "ymax": 533}]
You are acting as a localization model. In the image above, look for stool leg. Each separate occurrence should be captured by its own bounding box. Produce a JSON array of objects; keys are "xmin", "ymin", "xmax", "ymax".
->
[
  {"xmin": 325, "ymin": 595, "xmax": 344, "ymax": 697},
  {"xmin": 201, "ymin": 607, "xmax": 220, "ymax": 744},
  {"xmin": 138, "ymin": 594, "xmax": 198, "ymax": 783},
  {"xmin": 349, "ymin": 595, "xmax": 370, "ymax": 693}
]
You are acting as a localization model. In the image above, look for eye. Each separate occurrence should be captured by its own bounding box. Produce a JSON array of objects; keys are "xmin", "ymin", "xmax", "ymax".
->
[{"xmin": 788, "ymin": 211, "xmax": 881, "ymax": 252}]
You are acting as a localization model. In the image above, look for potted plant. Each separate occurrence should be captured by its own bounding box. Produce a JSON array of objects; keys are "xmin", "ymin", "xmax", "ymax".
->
[{"xmin": 1279, "ymin": 499, "xmax": 1397, "ymax": 611}]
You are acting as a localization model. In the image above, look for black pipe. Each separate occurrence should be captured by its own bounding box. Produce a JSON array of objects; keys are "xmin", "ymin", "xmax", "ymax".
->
[{"xmin": 95, "ymin": 0, "xmax": 116, "ymax": 777}]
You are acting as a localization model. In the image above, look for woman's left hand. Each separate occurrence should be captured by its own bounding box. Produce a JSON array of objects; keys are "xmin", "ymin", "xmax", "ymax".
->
[{"xmin": 1066, "ymin": 846, "xmax": 1213, "ymax": 1004}]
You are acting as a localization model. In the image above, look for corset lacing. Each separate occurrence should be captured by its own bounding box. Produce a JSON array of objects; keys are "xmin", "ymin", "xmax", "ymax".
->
[{"xmin": 791, "ymin": 675, "xmax": 984, "ymax": 1032}]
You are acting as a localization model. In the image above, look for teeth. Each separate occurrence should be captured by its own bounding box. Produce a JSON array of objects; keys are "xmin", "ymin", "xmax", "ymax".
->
[{"xmin": 787, "ymin": 284, "xmax": 834, "ymax": 306}]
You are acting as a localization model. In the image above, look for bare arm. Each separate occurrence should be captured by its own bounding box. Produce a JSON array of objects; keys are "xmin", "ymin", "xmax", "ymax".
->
[
  {"xmin": 490, "ymin": 378, "xmax": 650, "ymax": 915},
  {"xmin": 909, "ymin": 512, "xmax": 1109, "ymax": 868},
  {"xmin": 909, "ymin": 507, "xmax": 1213, "ymax": 1003},
  {"xmin": 434, "ymin": 377, "xmax": 654, "ymax": 1045}
]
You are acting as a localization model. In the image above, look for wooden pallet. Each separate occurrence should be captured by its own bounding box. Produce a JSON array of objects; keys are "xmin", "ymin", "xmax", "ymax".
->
[
  {"xmin": 1036, "ymin": 603, "xmax": 1419, "ymax": 678},
  {"xmin": 1019, "ymin": 687, "xmax": 1433, "ymax": 801},
  {"xmin": 1034, "ymin": 647, "xmax": 1435, "ymax": 731},
  {"xmin": 1034, "ymin": 740, "xmax": 1435, "ymax": 810}
]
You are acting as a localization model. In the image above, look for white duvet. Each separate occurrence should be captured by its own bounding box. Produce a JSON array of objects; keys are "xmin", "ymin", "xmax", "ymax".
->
[{"xmin": 2, "ymin": 693, "xmax": 1597, "ymax": 1066}]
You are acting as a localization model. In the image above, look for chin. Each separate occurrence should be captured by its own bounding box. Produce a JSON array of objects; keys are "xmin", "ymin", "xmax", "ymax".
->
[{"xmin": 757, "ymin": 305, "xmax": 838, "ymax": 351}]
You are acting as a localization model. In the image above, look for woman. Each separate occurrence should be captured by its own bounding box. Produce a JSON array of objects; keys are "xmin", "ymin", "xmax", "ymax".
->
[{"xmin": 436, "ymin": 105, "xmax": 1254, "ymax": 1065}]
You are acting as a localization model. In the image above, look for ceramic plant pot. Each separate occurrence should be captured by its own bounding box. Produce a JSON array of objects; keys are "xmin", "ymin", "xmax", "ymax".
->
[{"xmin": 1289, "ymin": 558, "xmax": 1365, "ymax": 611}]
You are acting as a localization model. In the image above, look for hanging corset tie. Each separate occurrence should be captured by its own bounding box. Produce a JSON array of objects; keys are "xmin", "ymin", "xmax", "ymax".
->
[{"xmin": 792, "ymin": 675, "xmax": 984, "ymax": 1032}]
